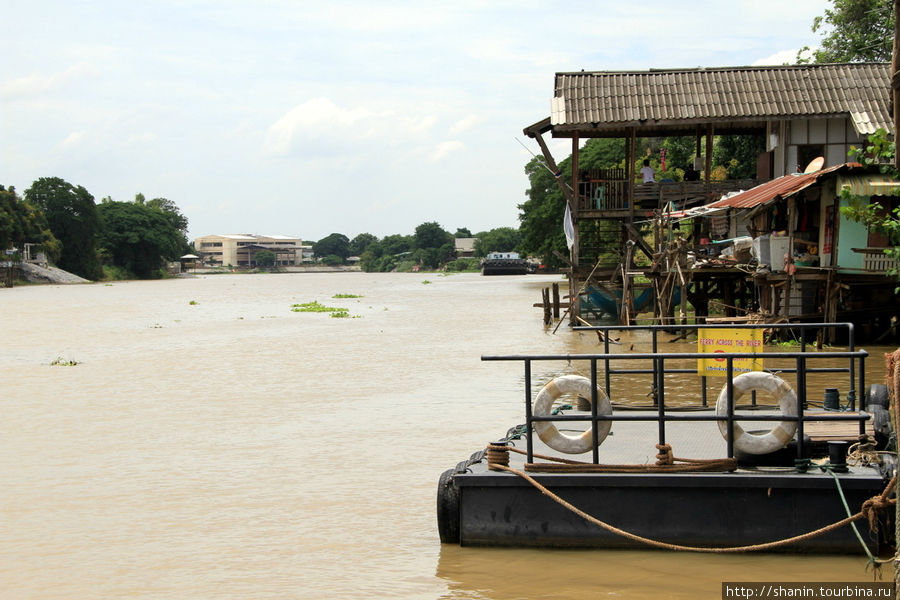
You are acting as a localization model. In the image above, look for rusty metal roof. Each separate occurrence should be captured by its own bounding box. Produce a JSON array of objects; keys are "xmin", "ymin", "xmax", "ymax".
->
[
  {"xmin": 707, "ymin": 163, "xmax": 862, "ymax": 210},
  {"xmin": 549, "ymin": 64, "xmax": 890, "ymax": 137}
]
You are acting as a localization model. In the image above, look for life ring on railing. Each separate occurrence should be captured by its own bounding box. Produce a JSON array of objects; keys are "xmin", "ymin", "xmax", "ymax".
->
[
  {"xmin": 533, "ymin": 375, "xmax": 612, "ymax": 454},
  {"xmin": 715, "ymin": 372, "xmax": 798, "ymax": 455}
]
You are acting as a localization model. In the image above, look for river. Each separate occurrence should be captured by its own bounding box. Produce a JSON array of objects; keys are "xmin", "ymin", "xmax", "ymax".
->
[{"xmin": 0, "ymin": 272, "xmax": 893, "ymax": 599}]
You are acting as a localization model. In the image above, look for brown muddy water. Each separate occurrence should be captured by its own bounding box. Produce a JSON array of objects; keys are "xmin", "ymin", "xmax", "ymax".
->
[{"xmin": 0, "ymin": 272, "xmax": 895, "ymax": 599}]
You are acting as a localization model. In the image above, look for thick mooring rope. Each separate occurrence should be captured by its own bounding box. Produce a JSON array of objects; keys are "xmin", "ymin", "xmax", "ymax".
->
[
  {"xmin": 493, "ymin": 443, "xmax": 737, "ymax": 473},
  {"xmin": 485, "ymin": 443, "xmax": 896, "ymax": 553}
]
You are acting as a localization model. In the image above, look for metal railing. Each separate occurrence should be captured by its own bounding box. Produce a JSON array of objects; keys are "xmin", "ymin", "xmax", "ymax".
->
[{"xmin": 482, "ymin": 323, "xmax": 869, "ymax": 465}]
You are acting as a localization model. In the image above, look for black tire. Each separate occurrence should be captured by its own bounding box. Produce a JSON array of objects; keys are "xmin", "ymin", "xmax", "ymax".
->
[
  {"xmin": 436, "ymin": 469, "xmax": 460, "ymax": 543},
  {"xmin": 871, "ymin": 405, "xmax": 893, "ymax": 450},
  {"xmin": 865, "ymin": 384, "xmax": 889, "ymax": 410}
]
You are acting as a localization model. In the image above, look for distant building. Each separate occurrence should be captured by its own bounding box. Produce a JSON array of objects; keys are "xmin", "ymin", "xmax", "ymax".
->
[
  {"xmin": 193, "ymin": 234, "xmax": 303, "ymax": 267},
  {"xmin": 455, "ymin": 237, "xmax": 476, "ymax": 257}
]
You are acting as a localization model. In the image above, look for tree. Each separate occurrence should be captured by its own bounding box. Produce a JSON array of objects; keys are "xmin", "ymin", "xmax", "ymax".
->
[
  {"xmin": 254, "ymin": 249, "xmax": 276, "ymax": 266},
  {"xmin": 413, "ymin": 222, "xmax": 452, "ymax": 250},
  {"xmin": 713, "ymin": 135, "xmax": 766, "ymax": 179},
  {"xmin": 0, "ymin": 185, "xmax": 59, "ymax": 259},
  {"xmin": 349, "ymin": 232, "xmax": 378, "ymax": 256},
  {"xmin": 24, "ymin": 177, "xmax": 102, "ymax": 280},
  {"xmin": 518, "ymin": 156, "xmax": 568, "ymax": 269},
  {"xmin": 380, "ymin": 234, "xmax": 413, "ymax": 256},
  {"xmin": 454, "ymin": 227, "xmax": 473, "ymax": 238},
  {"xmin": 313, "ymin": 233, "xmax": 350, "ymax": 261},
  {"xmin": 413, "ymin": 222, "xmax": 454, "ymax": 269},
  {"xmin": 801, "ymin": 0, "xmax": 893, "ymax": 63},
  {"xmin": 473, "ymin": 227, "xmax": 521, "ymax": 257},
  {"xmin": 96, "ymin": 200, "xmax": 184, "ymax": 278},
  {"xmin": 146, "ymin": 196, "xmax": 191, "ymax": 253}
]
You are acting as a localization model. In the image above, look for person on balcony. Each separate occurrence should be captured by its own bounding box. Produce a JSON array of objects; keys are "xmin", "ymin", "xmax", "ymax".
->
[{"xmin": 640, "ymin": 159, "xmax": 655, "ymax": 183}]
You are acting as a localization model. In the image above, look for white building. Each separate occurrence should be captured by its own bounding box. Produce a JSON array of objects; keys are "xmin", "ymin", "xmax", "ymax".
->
[{"xmin": 193, "ymin": 234, "xmax": 303, "ymax": 267}]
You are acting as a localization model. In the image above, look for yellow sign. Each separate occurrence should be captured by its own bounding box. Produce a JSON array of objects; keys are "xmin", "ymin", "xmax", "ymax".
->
[{"xmin": 697, "ymin": 328, "xmax": 764, "ymax": 377}]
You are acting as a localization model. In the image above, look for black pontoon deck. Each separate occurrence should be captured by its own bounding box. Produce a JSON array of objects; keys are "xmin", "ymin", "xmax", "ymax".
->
[{"xmin": 438, "ymin": 323, "xmax": 896, "ymax": 554}]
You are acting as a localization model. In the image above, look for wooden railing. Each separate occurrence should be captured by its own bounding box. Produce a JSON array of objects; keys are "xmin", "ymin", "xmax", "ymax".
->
[
  {"xmin": 576, "ymin": 175, "xmax": 759, "ymax": 213},
  {"xmin": 854, "ymin": 248, "xmax": 900, "ymax": 273}
]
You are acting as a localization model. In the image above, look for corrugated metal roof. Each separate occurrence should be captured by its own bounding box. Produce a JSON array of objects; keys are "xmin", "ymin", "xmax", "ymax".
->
[
  {"xmin": 837, "ymin": 173, "xmax": 900, "ymax": 196},
  {"xmin": 552, "ymin": 64, "xmax": 890, "ymax": 136},
  {"xmin": 707, "ymin": 163, "xmax": 860, "ymax": 209}
]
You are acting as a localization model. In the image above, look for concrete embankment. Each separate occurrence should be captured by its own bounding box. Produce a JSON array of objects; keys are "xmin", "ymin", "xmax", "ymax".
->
[{"xmin": 19, "ymin": 263, "xmax": 90, "ymax": 284}]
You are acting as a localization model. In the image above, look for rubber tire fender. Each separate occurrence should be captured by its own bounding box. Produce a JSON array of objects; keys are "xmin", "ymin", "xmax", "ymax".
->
[
  {"xmin": 436, "ymin": 468, "xmax": 460, "ymax": 543},
  {"xmin": 865, "ymin": 384, "xmax": 889, "ymax": 409}
]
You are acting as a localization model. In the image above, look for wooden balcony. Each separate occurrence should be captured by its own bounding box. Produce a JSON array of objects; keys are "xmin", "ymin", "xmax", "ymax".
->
[{"xmin": 576, "ymin": 169, "xmax": 759, "ymax": 218}]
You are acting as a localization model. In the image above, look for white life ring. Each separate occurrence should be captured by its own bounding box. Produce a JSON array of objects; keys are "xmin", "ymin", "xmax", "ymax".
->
[
  {"xmin": 533, "ymin": 375, "xmax": 612, "ymax": 454},
  {"xmin": 715, "ymin": 372, "xmax": 798, "ymax": 455}
]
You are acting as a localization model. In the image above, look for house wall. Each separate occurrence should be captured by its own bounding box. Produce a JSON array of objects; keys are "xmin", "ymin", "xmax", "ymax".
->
[
  {"xmin": 780, "ymin": 118, "xmax": 864, "ymax": 177},
  {"xmin": 836, "ymin": 198, "xmax": 869, "ymax": 271}
]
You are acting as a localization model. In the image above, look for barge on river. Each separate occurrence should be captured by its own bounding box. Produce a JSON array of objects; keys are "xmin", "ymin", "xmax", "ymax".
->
[
  {"xmin": 437, "ymin": 323, "xmax": 897, "ymax": 554},
  {"xmin": 481, "ymin": 252, "xmax": 529, "ymax": 276}
]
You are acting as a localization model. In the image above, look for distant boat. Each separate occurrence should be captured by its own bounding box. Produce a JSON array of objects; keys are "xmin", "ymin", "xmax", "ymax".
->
[{"xmin": 481, "ymin": 252, "xmax": 528, "ymax": 276}]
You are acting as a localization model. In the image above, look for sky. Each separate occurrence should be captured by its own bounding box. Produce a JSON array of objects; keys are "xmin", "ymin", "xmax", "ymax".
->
[{"xmin": 1, "ymin": 0, "xmax": 833, "ymax": 243}]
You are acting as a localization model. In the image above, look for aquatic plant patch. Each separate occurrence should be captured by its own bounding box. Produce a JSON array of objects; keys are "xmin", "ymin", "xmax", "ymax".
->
[
  {"xmin": 332, "ymin": 293, "xmax": 363, "ymax": 298},
  {"xmin": 50, "ymin": 357, "xmax": 79, "ymax": 366},
  {"xmin": 291, "ymin": 301, "xmax": 352, "ymax": 318}
]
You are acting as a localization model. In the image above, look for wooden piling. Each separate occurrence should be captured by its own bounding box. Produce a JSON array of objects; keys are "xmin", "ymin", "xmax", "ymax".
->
[
  {"xmin": 552, "ymin": 283, "xmax": 560, "ymax": 319},
  {"xmin": 542, "ymin": 288, "xmax": 552, "ymax": 325}
]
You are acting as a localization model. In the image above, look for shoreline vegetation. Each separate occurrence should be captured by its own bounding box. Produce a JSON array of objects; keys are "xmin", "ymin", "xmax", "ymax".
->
[{"xmin": 7, "ymin": 261, "xmax": 491, "ymax": 286}]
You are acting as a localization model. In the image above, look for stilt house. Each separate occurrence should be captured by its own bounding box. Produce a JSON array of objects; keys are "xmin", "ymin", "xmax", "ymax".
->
[{"xmin": 523, "ymin": 63, "xmax": 897, "ymax": 333}]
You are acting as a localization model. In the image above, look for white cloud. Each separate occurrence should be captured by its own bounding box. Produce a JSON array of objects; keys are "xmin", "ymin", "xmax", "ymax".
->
[
  {"xmin": 60, "ymin": 131, "xmax": 85, "ymax": 147},
  {"xmin": 430, "ymin": 141, "xmax": 464, "ymax": 162},
  {"xmin": 449, "ymin": 116, "xmax": 479, "ymax": 135},
  {"xmin": 1, "ymin": 62, "xmax": 98, "ymax": 100},
  {"xmin": 752, "ymin": 49, "xmax": 806, "ymax": 66},
  {"xmin": 263, "ymin": 97, "xmax": 443, "ymax": 158}
]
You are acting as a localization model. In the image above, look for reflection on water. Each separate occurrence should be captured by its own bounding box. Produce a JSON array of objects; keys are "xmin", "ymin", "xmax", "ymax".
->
[{"xmin": 0, "ymin": 273, "xmax": 893, "ymax": 599}]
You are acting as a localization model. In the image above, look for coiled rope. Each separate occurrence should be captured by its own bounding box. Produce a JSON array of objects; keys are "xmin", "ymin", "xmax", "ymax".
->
[{"xmin": 485, "ymin": 442, "xmax": 896, "ymax": 553}]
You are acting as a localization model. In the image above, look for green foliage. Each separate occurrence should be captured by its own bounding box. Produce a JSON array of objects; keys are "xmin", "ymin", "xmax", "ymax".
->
[
  {"xmin": 454, "ymin": 227, "xmax": 473, "ymax": 238},
  {"xmin": 254, "ymin": 249, "xmax": 276, "ymax": 266},
  {"xmin": 473, "ymin": 227, "xmax": 521, "ymax": 257},
  {"xmin": 518, "ymin": 156, "xmax": 569, "ymax": 269},
  {"xmin": 24, "ymin": 177, "xmax": 102, "ymax": 280},
  {"xmin": 145, "ymin": 196, "xmax": 191, "ymax": 254},
  {"xmin": 101, "ymin": 265, "xmax": 131, "ymax": 281},
  {"xmin": 840, "ymin": 129, "xmax": 900, "ymax": 283},
  {"xmin": 0, "ymin": 185, "xmax": 58, "ymax": 259},
  {"xmin": 321, "ymin": 254, "xmax": 344, "ymax": 266},
  {"xmin": 291, "ymin": 301, "xmax": 351, "ymax": 318},
  {"xmin": 579, "ymin": 138, "xmax": 627, "ymax": 168},
  {"xmin": 313, "ymin": 233, "xmax": 350, "ymax": 260},
  {"xmin": 332, "ymin": 293, "xmax": 362, "ymax": 298},
  {"xmin": 410, "ymin": 222, "xmax": 454, "ymax": 269},
  {"xmin": 50, "ymin": 356, "xmax": 79, "ymax": 366},
  {"xmin": 800, "ymin": 0, "xmax": 893, "ymax": 63},
  {"xmin": 712, "ymin": 135, "xmax": 766, "ymax": 179},
  {"xmin": 349, "ymin": 233, "xmax": 377, "ymax": 256},
  {"xmin": 96, "ymin": 200, "xmax": 184, "ymax": 278},
  {"xmin": 444, "ymin": 257, "xmax": 480, "ymax": 272},
  {"xmin": 414, "ymin": 221, "xmax": 452, "ymax": 250}
]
